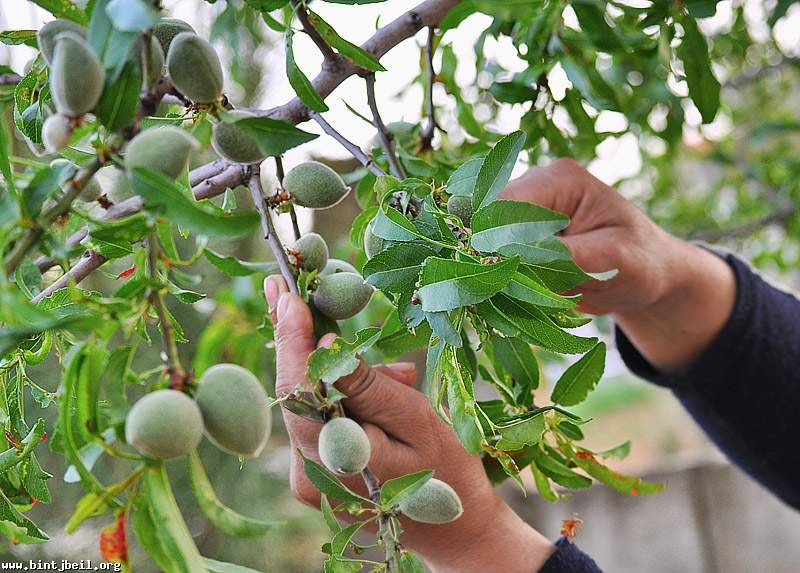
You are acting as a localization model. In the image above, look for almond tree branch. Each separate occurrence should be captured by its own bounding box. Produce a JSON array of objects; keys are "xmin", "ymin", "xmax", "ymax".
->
[
  {"xmin": 420, "ymin": 26, "xmax": 437, "ymax": 151},
  {"xmin": 31, "ymin": 0, "xmax": 460, "ymax": 296},
  {"xmin": 365, "ymin": 74, "xmax": 406, "ymax": 179},
  {"xmin": 690, "ymin": 204, "xmax": 796, "ymax": 242},
  {"xmin": 246, "ymin": 165, "xmax": 298, "ymax": 294},
  {"xmin": 310, "ymin": 112, "xmax": 387, "ymax": 177}
]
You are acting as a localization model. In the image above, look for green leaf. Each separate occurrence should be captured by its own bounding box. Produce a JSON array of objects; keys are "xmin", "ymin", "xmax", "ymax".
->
[
  {"xmin": 471, "ymin": 200, "xmax": 569, "ymax": 253},
  {"xmin": 0, "ymin": 103, "xmax": 17, "ymax": 200},
  {"xmin": 320, "ymin": 495, "xmax": 341, "ymax": 534},
  {"xmin": 0, "ymin": 30, "xmax": 37, "ymax": 47},
  {"xmin": 307, "ymin": 327, "xmax": 382, "ymax": 384},
  {"xmin": 572, "ymin": 0, "xmax": 625, "ymax": 53},
  {"xmin": 203, "ymin": 248, "xmax": 279, "ymax": 276},
  {"xmin": 496, "ymin": 413, "xmax": 545, "ymax": 451},
  {"xmin": 400, "ymin": 552, "xmax": 426, "ymax": 573},
  {"xmin": 299, "ymin": 453, "xmax": 370, "ymax": 504},
  {"xmin": 531, "ymin": 448, "xmax": 592, "ymax": 489},
  {"xmin": 88, "ymin": 0, "xmax": 138, "ymax": 80},
  {"xmin": 531, "ymin": 462, "xmax": 560, "ymax": 502},
  {"xmin": 66, "ymin": 469, "xmax": 141, "ymax": 533},
  {"xmin": 96, "ymin": 60, "xmax": 141, "ymax": 131},
  {"xmin": 83, "ymin": 212, "xmax": 151, "ymax": 259},
  {"xmin": 329, "ymin": 521, "xmax": 365, "ymax": 556},
  {"xmin": 597, "ymin": 440, "xmax": 631, "ymax": 460},
  {"xmin": 0, "ymin": 419, "xmax": 46, "ymax": 475},
  {"xmin": 472, "ymin": 131, "xmax": 526, "ymax": 210},
  {"xmin": 143, "ymin": 463, "xmax": 207, "ymax": 573},
  {"xmin": 426, "ymin": 311, "xmax": 462, "ymax": 348},
  {"xmin": 105, "ymin": 0, "xmax": 160, "ymax": 32},
  {"xmin": 130, "ymin": 168, "xmax": 260, "ymax": 238},
  {"xmin": 30, "ymin": 0, "xmax": 87, "ymax": 24},
  {"xmin": 520, "ymin": 259, "xmax": 617, "ymax": 293},
  {"xmin": 442, "ymin": 347, "xmax": 483, "ymax": 453},
  {"xmin": 478, "ymin": 294, "xmax": 598, "ymax": 354},
  {"xmin": 188, "ymin": 452, "xmax": 280, "ymax": 537},
  {"xmin": 677, "ymin": 13, "xmax": 720, "ymax": 124},
  {"xmin": 306, "ymin": 10, "xmax": 385, "ymax": 72},
  {"xmin": 417, "ymin": 257, "xmax": 518, "ymax": 312},
  {"xmin": 363, "ymin": 243, "xmax": 436, "ymax": 292},
  {"xmin": 446, "ymin": 157, "xmax": 483, "ymax": 197},
  {"xmin": 24, "ymin": 161, "xmax": 75, "ymax": 219},
  {"xmin": 502, "ymin": 271, "xmax": 577, "ymax": 309},
  {"xmin": 233, "ymin": 115, "xmax": 319, "ymax": 156},
  {"xmin": 285, "ymin": 28, "xmax": 328, "ymax": 112},
  {"xmin": 0, "ymin": 489, "xmax": 49, "ymax": 544},
  {"xmin": 204, "ymin": 558, "xmax": 265, "ymax": 573},
  {"xmin": 379, "ymin": 470, "xmax": 433, "ymax": 508},
  {"xmin": 491, "ymin": 335, "xmax": 539, "ymax": 393},
  {"xmin": 561, "ymin": 443, "xmax": 664, "ymax": 496},
  {"xmin": 551, "ymin": 342, "xmax": 606, "ymax": 406},
  {"xmin": 498, "ymin": 239, "xmax": 572, "ymax": 264}
]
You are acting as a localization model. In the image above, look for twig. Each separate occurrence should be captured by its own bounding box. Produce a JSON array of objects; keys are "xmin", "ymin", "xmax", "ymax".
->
[
  {"xmin": 32, "ymin": 251, "xmax": 107, "ymax": 303},
  {"xmin": 365, "ymin": 74, "xmax": 406, "ymax": 179},
  {"xmin": 310, "ymin": 112, "xmax": 387, "ymax": 177},
  {"xmin": 420, "ymin": 26, "xmax": 437, "ymax": 151},
  {"xmin": 147, "ymin": 230, "xmax": 185, "ymax": 388},
  {"xmin": 246, "ymin": 165, "xmax": 298, "ymax": 294},
  {"xmin": 189, "ymin": 159, "xmax": 228, "ymax": 187},
  {"xmin": 275, "ymin": 157, "xmax": 302, "ymax": 241},
  {"xmin": 4, "ymin": 157, "xmax": 104, "ymax": 276},
  {"xmin": 690, "ymin": 204, "xmax": 796, "ymax": 242},
  {"xmin": 291, "ymin": 0, "xmax": 341, "ymax": 66},
  {"xmin": 361, "ymin": 467, "xmax": 401, "ymax": 572}
]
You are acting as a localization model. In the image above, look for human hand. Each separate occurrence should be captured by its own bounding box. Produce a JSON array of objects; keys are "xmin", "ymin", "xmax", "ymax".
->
[
  {"xmin": 264, "ymin": 276, "xmax": 554, "ymax": 573},
  {"xmin": 501, "ymin": 158, "xmax": 736, "ymax": 370}
]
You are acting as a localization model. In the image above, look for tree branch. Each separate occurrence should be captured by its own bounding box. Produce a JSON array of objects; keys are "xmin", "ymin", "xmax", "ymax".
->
[
  {"xmin": 30, "ymin": 0, "xmax": 460, "ymax": 294},
  {"xmin": 365, "ymin": 74, "xmax": 406, "ymax": 179},
  {"xmin": 420, "ymin": 26, "xmax": 437, "ymax": 151},
  {"xmin": 310, "ymin": 112, "xmax": 387, "ymax": 177},
  {"xmin": 274, "ymin": 156, "xmax": 302, "ymax": 241},
  {"xmin": 690, "ymin": 204, "xmax": 796, "ymax": 242},
  {"xmin": 247, "ymin": 165, "xmax": 298, "ymax": 294}
]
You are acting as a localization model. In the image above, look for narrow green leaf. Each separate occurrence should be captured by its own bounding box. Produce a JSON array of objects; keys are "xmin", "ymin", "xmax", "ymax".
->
[
  {"xmin": 551, "ymin": 342, "xmax": 606, "ymax": 406},
  {"xmin": 285, "ymin": 28, "xmax": 328, "ymax": 112},
  {"xmin": 363, "ymin": 244, "xmax": 435, "ymax": 292},
  {"xmin": 203, "ymin": 248, "xmax": 279, "ymax": 277},
  {"xmin": 31, "ymin": 0, "xmax": 87, "ymax": 24},
  {"xmin": 330, "ymin": 521, "xmax": 365, "ymax": 556},
  {"xmin": 418, "ymin": 257, "xmax": 519, "ymax": 312},
  {"xmin": 233, "ymin": 115, "xmax": 319, "ymax": 156},
  {"xmin": 307, "ymin": 327, "xmax": 382, "ymax": 384},
  {"xmin": 446, "ymin": 157, "xmax": 483, "ymax": 197},
  {"xmin": 188, "ymin": 452, "xmax": 280, "ymax": 537},
  {"xmin": 0, "ymin": 489, "xmax": 49, "ymax": 544},
  {"xmin": 491, "ymin": 335, "xmax": 539, "ymax": 392},
  {"xmin": 531, "ymin": 448, "xmax": 592, "ymax": 489},
  {"xmin": 472, "ymin": 131, "xmax": 526, "ymax": 210},
  {"xmin": 299, "ymin": 453, "xmax": 370, "ymax": 504},
  {"xmin": 495, "ymin": 413, "xmax": 545, "ymax": 451},
  {"xmin": 380, "ymin": 470, "xmax": 433, "ymax": 508},
  {"xmin": 306, "ymin": 10, "xmax": 385, "ymax": 71},
  {"xmin": 471, "ymin": 200, "xmax": 569, "ymax": 253},
  {"xmin": 96, "ymin": 60, "xmax": 141, "ymax": 131},
  {"xmin": 502, "ymin": 271, "xmax": 577, "ymax": 309},
  {"xmin": 677, "ymin": 13, "xmax": 720, "ymax": 123}
]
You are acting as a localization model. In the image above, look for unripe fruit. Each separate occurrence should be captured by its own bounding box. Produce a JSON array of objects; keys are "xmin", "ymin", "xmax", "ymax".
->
[
  {"xmin": 398, "ymin": 478, "xmax": 463, "ymax": 524},
  {"xmin": 125, "ymin": 389, "xmax": 203, "ymax": 460},
  {"xmin": 211, "ymin": 111, "xmax": 267, "ymax": 164},
  {"xmin": 42, "ymin": 113, "xmax": 73, "ymax": 153},
  {"xmin": 446, "ymin": 195, "xmax": 474, "ymax": 226},
  {"xmin": 363, "ymin": 219, "xmax": 385, "ymax": 259},
  {"xmin": 284, "ymin": 161, "xmax": 349, "ymax": 209},
  {"xmin": 312, "ymin": 272, "xmax": 373, "ymax": 320},
  {"xmin": 49, "ymin": 31, "xmax": 104, "ymax": 117},
  {"xmin": 320, "ymin": 258, "xmax": 358, "ymax": 276},
  {"xmin": 291, "ymin": 232, "xmax": 329, "ymax": 273},
  {"xmin": 50, "ymin": 159, "xmax": 102, "ymax": 202},
  {"xmin": 140, "ymin": 34, "xmax": 165, "ymax": 88},
  {"xmin": 166, "ymin": 32, "xmax": 223, "ymax": 104},
  {"xmin": 104, "ymin": 167, "xmax": 133, "ymax": 203},
  {"xmin": 195, "ymin": 364, "xmax": 272, "ymax": 458},
  {"xmin": 153, "ymin": 18, "xmax": 196, "ymax": 53},
  {"xmin": 37, "ymin": 19, "xmax": 86, "ymax": 66},
  {"xmin": 125, "ymin": 126, "xmax": 199, "ymax": 179},
  {"xmin": 318, "ymin": 417, "xmax": 371, "ymax": 476}
]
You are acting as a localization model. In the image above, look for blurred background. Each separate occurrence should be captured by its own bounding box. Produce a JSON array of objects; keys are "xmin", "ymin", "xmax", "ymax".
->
[{"xmin": 2, "ymin": 0, "xmax": 800, "ymax": 571}]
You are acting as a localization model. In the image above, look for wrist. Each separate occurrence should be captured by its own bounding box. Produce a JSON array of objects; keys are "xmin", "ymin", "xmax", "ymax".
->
[
  {"xmin": 614, "ymin": 239, "xmax": 736, "ymax": 371},
  {"xmin": 426, "ymin": 498, "xmax": 554, "ymax": 573}
]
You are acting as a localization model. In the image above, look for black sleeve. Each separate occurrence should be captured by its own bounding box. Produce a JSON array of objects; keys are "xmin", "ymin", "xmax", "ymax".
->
[
  {"xmin": 539, "ymin": 537, "xmax": 603, "ymax": 572},
  {"xmin": 616, "ymin": 253, "xmax": 800, "ymax": 510}
]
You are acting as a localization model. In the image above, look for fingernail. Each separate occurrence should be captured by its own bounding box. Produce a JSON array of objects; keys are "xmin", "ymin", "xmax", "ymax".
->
[
  {"xmin": 277, "ymin": 293, "xmax": 292, "ymax": 321},
  {"xmin": 265, "ymin": 278, "xmax": 278, "ymax": 313}
]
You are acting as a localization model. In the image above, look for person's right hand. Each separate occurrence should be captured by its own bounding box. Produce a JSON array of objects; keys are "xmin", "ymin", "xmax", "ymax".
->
[{"xmin": 501, "ymin": 158, "xmax": 737, "ymax": 371}]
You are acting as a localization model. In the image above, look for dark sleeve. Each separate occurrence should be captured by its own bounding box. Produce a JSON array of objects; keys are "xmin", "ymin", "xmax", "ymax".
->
[
  {"xmin": 616, "ymin": 253, "xmax": 800, "ymax": 510},
  {"xmin": 538, "ymin": 537, "xmax": 603, "ymax": 572}
]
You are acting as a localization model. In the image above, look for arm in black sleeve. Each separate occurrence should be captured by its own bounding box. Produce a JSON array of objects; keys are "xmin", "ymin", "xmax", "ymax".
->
[
  {"xmin": 616, "ymin": 253, "xmax": 800, "ymax": 510},
  {"xmin": 538, "ymin": 538, "xmax": 603, "ymax": 572}
]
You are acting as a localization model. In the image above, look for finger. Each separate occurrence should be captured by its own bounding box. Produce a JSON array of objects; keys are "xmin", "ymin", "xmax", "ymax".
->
[
  {"xmin": 335, "ymin": 362, "xmax": 430, "ymax": 443},
  {"xmin": 264, "ymin": 275, "xmax": 288, "ymax": 323},
  {"xmin": 374, "ymin": 362, "xmax": 417, "ymax": 386},
  {"xmin": 500, "ymin": 159, "xmax": 588, "ymax": 216},
  {"xmin": 274, "ymin": 292, "xmax": 316, "ymax": 396}
]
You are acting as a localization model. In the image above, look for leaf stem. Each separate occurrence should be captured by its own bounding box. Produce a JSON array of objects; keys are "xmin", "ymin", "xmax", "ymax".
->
[
  {"xmin": 365, "ymin": 74, "xmax": 406, "ymax": 179},
  {"xmin": 275, "ymin": 156, "xmax": 302, "ymax": 241},
  {"xmin": 246, "ymin": 165, "xmax": 298, "ymax": 294},
  {"xmin": 310, "ymin": 112, "xmax": 387, "ymax": 177}
]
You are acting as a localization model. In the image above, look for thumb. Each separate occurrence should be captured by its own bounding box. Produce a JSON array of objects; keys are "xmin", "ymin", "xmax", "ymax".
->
[{"xmin": 274, "ymin": 292, "xmax": 316, "ymax": 396}]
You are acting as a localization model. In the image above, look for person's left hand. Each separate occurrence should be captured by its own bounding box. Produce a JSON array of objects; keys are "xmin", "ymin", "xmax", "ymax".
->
[{"xmin": 264, "ymin": 275, "xmax": 554, "ymax": 573}]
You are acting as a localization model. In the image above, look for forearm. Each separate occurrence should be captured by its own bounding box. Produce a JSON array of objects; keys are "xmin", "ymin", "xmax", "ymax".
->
[{"xmin": 613, "ymin": 237, "xmax": 736, "ymax": 372}]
